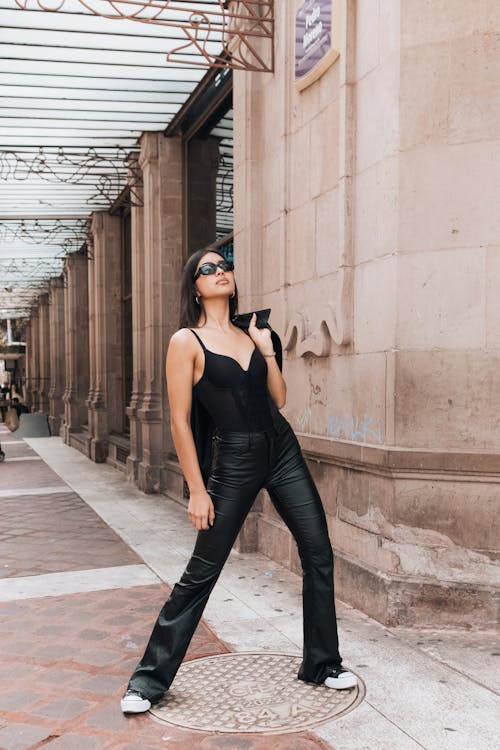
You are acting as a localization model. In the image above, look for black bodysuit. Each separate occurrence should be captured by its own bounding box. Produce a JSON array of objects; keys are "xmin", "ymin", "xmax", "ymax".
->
[{"xmin": 190, "ymin": 329, "xmax": 276, "ymax": 432}]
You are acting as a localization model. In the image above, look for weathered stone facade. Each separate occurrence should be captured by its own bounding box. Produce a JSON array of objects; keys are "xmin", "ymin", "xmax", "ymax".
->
[{"xmin": 232, "ymin": 0, "xmax": 500, "ymax": 628}]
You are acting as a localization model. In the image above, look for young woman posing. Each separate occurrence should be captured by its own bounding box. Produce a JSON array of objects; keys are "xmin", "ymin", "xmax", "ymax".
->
[{"xmin": 121, "ymin": 247, "xmax": 358, "ymax": 713}]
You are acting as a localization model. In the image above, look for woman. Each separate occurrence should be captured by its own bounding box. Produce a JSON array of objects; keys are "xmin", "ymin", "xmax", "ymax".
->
[
  {"xmin": 0, "ymin": 378, "xmax": 11, "ymax": 424},
  {"xmin": 121, "ymin": 247, "xmax": 357, "ymax": 713}
]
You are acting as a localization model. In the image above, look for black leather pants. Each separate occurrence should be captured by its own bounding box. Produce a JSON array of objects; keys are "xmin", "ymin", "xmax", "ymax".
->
[{"xmin": 128, "ymin": 419, "xmax": 342, "ymax": 702}]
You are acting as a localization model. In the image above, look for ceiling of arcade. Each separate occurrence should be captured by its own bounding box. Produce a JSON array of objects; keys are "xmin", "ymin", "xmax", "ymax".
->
[{"xmin": 0, "ymin": 0, "xmax": 273, "ymax": 319}]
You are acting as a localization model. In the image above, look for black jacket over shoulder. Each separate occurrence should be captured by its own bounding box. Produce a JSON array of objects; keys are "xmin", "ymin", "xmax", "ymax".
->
[{"xmin": 190, "ymin": 308, "xmax": 283, "ymax": 484}]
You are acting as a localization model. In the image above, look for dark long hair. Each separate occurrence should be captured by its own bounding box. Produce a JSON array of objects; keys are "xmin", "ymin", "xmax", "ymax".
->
[{"xmin": 179, "ymin": 245, "xmax": 239, "ymax": 329}]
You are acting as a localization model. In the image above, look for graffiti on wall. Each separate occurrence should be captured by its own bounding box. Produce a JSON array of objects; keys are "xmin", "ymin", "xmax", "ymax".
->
[
  {"xmin": 326, "ymin": 414, "xmax": 382, "ymax": 444},
  {"xmin": 295, "ymin": 406, "xmax": 383, "ymax": 445}
]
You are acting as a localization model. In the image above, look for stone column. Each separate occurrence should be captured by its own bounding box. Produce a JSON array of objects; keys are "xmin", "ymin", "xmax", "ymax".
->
[
  {"xmin": 87, "ymin": 211, "xmax": 123, "ymax": 463},
  {"xmin": 28, "ymin": 307, "xmax": 40, "ymax": 411},
  {"xmin": 24, "ymin": 323, "xmax": 31, "ymax": 405},
  {"xmin": 37, "ymin": 293, "xmax": 50, "ymax": 413},
  {"xmin": 137, "ymin": 132, "xmax": 183, "ymax": 493},
  {"xmin": 126, "ymin": 157, "xmax": 146, "ymax": 481},
  {"xmin": 62, "ymin": 252, "xmax": 89, "ymax": 441},
  {"xmin": 26, "ymin": 308, "xmax": 38, "ymax": 411},
  {"xmin": 48, "ymin": 276, "xmax": 66, "ymax": 435},
  {"xmin": 187, "ymin": 136, "xmax": 220, "ymax": 252},
  {"xmin": 86, "ymin": 248, "xmax": 96, "ymax": 442}
]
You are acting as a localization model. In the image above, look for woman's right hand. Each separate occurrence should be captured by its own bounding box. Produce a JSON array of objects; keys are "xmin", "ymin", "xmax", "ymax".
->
[{"xmin": 188, "ymin": 490, "xmax": 215, "ymax": 530}]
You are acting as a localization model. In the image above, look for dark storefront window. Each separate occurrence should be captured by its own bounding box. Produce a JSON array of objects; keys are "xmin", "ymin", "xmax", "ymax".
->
[
  {"xmin": 213, "ymin": 109, "xmax": 233, "ymax": 240},
  {"xmin": 182, "ymin": 70, "xmax": 233, "ymax": 256}
]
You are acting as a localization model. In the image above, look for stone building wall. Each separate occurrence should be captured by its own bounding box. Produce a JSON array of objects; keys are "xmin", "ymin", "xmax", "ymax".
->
[
  {"xmin": 395, "ymin": 1, "xmax": 500, "ymax": 450},
  {"xmin": 233, "ymin": 0, "xmax": 500, "ymax": 628}
]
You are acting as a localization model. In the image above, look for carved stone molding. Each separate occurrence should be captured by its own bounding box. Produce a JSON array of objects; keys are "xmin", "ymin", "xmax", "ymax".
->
[{"xmin": 283, "ymin": 272, "xmax": 352, "ymax": 357}]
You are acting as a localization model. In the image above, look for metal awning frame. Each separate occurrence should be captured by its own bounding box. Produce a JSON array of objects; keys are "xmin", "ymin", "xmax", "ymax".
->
[
  {"xmin": 14, "ymin": 1, "xmax": 275, "ymax": 73},
  {"xmin": 0, "ymin": 1, "xmax": 258, "ymax": 318}
]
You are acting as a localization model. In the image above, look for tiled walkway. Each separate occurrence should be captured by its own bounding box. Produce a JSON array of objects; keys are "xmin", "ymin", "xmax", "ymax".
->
[
  {"xmin": 0, "ymin": 424, "xmax": 498, "ymax": 750},
  {"xmin": 0, "ymin": 426, "xmax": 333, "ymax": 750}
]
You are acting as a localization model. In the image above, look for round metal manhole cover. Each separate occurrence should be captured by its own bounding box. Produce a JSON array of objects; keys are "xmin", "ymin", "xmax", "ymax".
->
[{"xmin": 149, "ymin": 652, "xmax": 365, "ymax": 734}]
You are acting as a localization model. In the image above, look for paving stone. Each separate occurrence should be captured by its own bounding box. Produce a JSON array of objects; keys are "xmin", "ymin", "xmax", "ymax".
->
[
  {"xmin": 77, "ymin": 628, "xmax": 109, "ymax": 641},
  {"xmin": 0, "ymin": 461, "xmax": 67, "ymax": 490},
  {"xmin": 85, "ymin": 703, "xmax": 135, "ymax": 732},
  {"xmin": 0, "ymin": 492, "xmax": 140, "ymax": 578},
  {"xmin": 0, "ymin": 662, "xmax": 42, "ymax": 682},
  {"xmin": 0, "ymin": 723, "xmax": 51, "ymax": 750},
  {"xmin": 0, "ymin": 690, "xmax": 42, "ymax": 711},
  {"xmin": 0, "ymin": 446, "xmax": 37, "ymax": 460},
  {"xmin": 34, "ymin": 625, "xmax": 68, "ymax": 637},
  {"xmin": 78, "ymin": 674, "xmax": 126, "ymax": 694},
  {"xmin": 42, "ymin": 734, "xmax": 102, "ymax": 750},
  {"xmin": 7, "ymin": 642, "xmax": 48, "ymax": 661},
  {"xmin": 37, "ymin": 644, "xmax": 80, "ymax": 660},
  {"xmin": 36, "ymin": 667, "xmax": 84, "ymax": 687},
  {"xmin": 198, "ymin": 737, "xmax": 327, "ymax": 750},
  {"xmin": 31, "ymin": 697, "xmax": 93, "ymax": 720},
  {"xmin": 95, "ymin": 599, "xmax": 130, "ymax": 611},
  {"xmin": 76, "ymin": 649, "xmax": 122, "ymax": 667}
]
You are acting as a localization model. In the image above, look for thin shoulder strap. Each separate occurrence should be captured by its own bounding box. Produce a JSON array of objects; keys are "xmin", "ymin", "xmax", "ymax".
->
[{"xmin": 189, "ymin": 328, "xmax": 207, "ymax": 351}]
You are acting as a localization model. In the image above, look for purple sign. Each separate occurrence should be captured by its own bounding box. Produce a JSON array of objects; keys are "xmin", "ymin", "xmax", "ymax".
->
[{"xmin": 295, "ymin": 0, "xmax": 332, "ymax": 82}]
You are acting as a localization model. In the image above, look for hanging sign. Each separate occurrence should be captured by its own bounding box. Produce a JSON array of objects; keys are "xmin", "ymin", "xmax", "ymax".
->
[{"xmin": 295, "ymin": 0, "xmax": 341, "ymax": 91}]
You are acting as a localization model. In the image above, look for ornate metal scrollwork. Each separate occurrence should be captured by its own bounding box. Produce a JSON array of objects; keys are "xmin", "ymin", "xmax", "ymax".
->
[
  {"xmin": 0, "ymin": 219, "xmax": 89, "ymax": 254},
  {"xmin": 216, "ymin": 150, "xmax": 233, "ymax": 233},
  {"xmin": 126, "ymin": 154, "xmax": 144, "ymax": 209},
  {"xmin": 14, "ymin": 0, "xmax": 274, "ymax": 73},
  {"xmin": 0, "ymin": 256, "xmax": 65, "ymax": 316},
  {"xmin": 0, "ymin": 147, "xmax": 142, "ymax": 208}
]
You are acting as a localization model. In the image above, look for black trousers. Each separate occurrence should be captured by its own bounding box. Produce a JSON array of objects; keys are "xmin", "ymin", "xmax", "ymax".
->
[{"xmin": 128, "ymin": 419, "xmax": 342, "ymax": 702}]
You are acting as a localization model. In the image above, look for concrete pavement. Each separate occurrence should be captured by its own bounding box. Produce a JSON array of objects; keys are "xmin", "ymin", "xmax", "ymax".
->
[{"xmin": 0, "ymin": 424, "xmax": 498, "ymax": 749}]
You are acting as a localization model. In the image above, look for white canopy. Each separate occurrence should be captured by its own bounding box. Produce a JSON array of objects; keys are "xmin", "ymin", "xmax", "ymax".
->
[{"xmin": 0, "ymin": 0, "xmax": 237, "ymax": 317}]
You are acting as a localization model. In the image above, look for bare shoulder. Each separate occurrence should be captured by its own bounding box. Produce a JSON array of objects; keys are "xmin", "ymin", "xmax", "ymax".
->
[
  {"xmin": 170, "ymin": 327, "xmax": 195, "ymax": 345},
  {"xmin": 167, "ymin": 328, "xmax": 197, "ymax": 358}
]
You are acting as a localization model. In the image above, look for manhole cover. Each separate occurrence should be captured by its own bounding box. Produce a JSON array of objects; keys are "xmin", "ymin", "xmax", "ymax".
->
[{"xmin": 150, "ymin": 652, "xmax": 365, "ymax": 734}]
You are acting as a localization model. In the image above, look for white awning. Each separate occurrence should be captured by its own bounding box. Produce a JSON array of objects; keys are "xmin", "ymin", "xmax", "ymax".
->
[{"xmin": 0, "ymin": 1, "xmax": 241, "ymax": 316}]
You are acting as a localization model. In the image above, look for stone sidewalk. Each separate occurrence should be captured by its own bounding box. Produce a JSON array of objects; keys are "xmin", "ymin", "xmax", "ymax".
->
[{"xmin": 0, "ymin": 425, "xmax": 498, "ymax": 750}]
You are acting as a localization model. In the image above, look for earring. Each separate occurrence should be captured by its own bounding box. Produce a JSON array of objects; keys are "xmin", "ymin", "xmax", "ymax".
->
[
  {"xmin": 230, "ymin": 291, "xmax": 235, "ymax": 299},
  {"xmin": 194, "ymin": 294, "xmax": 201, "ymax": 305}
]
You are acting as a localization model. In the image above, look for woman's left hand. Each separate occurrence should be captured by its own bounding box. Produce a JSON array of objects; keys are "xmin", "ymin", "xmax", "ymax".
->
[{"xmin": 247, "ymin": 313, "xmax": 274, "ymax": 356}]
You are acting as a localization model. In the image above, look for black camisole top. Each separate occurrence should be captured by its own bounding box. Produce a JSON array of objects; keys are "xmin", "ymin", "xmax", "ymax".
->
[{"xmin": 190, "ymin": 329, "xmax": 275, "ymax": 432}]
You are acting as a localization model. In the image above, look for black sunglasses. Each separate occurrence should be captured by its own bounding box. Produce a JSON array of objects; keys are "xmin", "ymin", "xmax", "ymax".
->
[{"xmin": 193, "ymin": 259, "xmax": 234, "ymax": 281}]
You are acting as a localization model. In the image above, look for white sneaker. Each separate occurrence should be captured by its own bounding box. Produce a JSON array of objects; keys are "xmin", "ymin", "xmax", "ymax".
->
[
  {"xmin": 120, "ymin": 689, "xmax": 151, "ymax": 713},
  {"xmin": 324, "ymin": 667, "xmax": 358, "ymax": 689}
]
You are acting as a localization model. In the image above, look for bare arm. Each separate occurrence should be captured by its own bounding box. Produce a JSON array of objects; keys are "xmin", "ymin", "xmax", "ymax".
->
[
  {"xmin": 166, "ymin": 330, "xmax": 215, "ymax": 530},
  {"xmin": 247, "ymin": 314, "xmax": 286, "ymax": 408}
]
